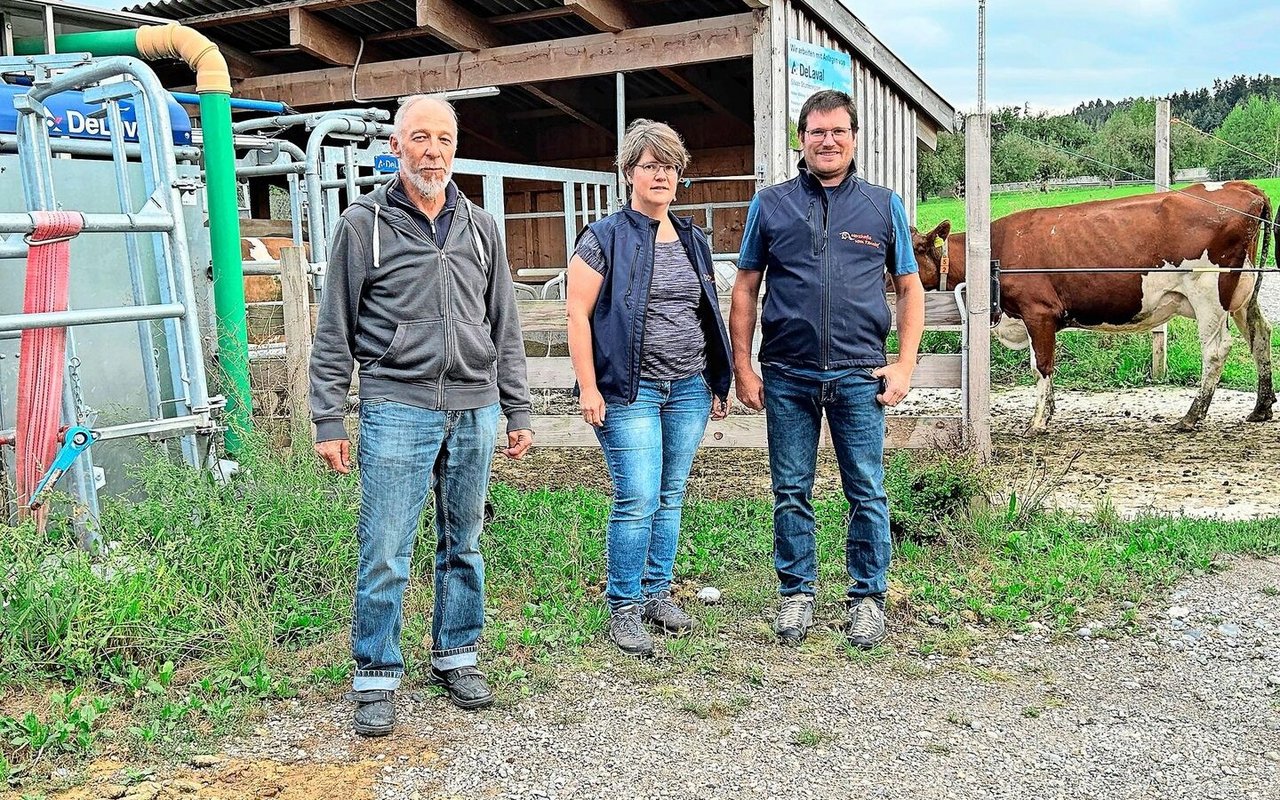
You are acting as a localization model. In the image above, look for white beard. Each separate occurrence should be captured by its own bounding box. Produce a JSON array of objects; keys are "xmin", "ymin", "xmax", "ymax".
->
[{"xmin": 403, "ymin": 168, "xmax": 449, "ymax": 201}]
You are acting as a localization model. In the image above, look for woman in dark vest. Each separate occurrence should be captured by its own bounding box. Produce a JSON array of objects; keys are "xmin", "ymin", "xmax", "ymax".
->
[{"xmin": 565, "ymin": 119, "xmax": 733, "ymax": 657}]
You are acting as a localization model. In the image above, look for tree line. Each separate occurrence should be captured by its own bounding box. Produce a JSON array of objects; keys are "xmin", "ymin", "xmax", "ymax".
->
[{"xmin": 919, "ymin": 74, "xmax": 1280, "ymax": 200}]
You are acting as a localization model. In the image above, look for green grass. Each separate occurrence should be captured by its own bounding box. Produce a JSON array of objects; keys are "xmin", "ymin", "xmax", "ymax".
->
[
  {"xmin": 917, "ymin": 177, "xmax": 1280, "ymax": 267},
  {"xmin": 2, "ymin": 444, "xmax": 1277, "ymax": 790},
  {"xmin": 896, "ymin": 316, "xmax": 1278, "ymax": 393}
]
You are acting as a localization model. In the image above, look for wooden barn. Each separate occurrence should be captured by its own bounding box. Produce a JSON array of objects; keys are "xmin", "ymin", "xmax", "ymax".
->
[{"xmin": 123, "ymin": 0, "xmax": 955, "ymax": 268}]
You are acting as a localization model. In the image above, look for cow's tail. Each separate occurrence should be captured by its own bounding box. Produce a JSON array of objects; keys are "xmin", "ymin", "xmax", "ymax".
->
[
  {"xmin": 1270, "ymin": 194, "xmax": 1278, "ymax": 270},
  {"xmin": 1261, "ymin": 191, "xmax": 1276, "ymax": 270}
]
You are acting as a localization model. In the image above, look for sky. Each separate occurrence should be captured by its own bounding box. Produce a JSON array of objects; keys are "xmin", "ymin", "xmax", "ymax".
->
[{"xmin": 843, "ymin": 0, "xmax": 1280, "ymax": 114}]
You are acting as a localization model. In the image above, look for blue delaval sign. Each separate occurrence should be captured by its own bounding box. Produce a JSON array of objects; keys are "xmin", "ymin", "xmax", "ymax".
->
[
  {"xmin": 373, "ymin": 154, "xmax": 399, "ymax": 174},
  {"xmin": 0, "ymin": 83, "xmax": 193, "ymax": 146}
]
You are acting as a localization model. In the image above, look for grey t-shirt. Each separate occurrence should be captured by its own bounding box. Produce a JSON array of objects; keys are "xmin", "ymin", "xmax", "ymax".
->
[{"xmin": 576, "ymin": 230, "xmax": 707, "ymax": 381}]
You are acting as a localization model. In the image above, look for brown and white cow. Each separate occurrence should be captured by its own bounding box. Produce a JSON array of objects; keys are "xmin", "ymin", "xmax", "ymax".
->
[
  {"xmin": 912, "ymin": 181, "xmax": 1275, "ymax": 432},
  {"xmin": 240, "ymin": 236, "xmax": 307, "ymax": 303}
]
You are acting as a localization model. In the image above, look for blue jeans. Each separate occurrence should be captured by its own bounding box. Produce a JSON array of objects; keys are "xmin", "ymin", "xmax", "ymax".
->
[
  {"xmin": 351, "ymin": 399, "xmax": 500, "ymax": 691},
  {"xmin": 594, "ymin": 375, "xmax": 711, "ymax": 611},
  {"xmin": 762, "ymin": 366, "xmax": 890, "ymax": 600}
]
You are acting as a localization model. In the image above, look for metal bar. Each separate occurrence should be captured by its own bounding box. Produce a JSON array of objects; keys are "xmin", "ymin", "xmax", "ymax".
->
[
  {"xmin": 0, "ymin": 211, "xmax": 174, "ymax": 233},
  {"xmin": 129, "ymin": 77, "xmax": 200, "ymax": 465},
  {"xmin": 0, "ymin": 414, "xmax": 210, "ymax": 445},
  {"xmin": 0, "ymin": 133, "xmax": 201, "ymax": 161},
  {"xmin": 232, "ymin": 107, "xmax": 388, "ymax": 135},
  {"xmin": 107, "ymin": 92, "xmax": 164, "ymax": 423},
  {"xmin": 0, "ymin": 303, "xmax": 186, "ymax": 333},
  {"xmin": 236, "ymin": 162, "xmax": 307, "ymax": 178},
  {"xmin": 562, "ymin": 183, "xmax": 576, "ymax": 268},
  {"xmin": 996, "ymin": 267, "xmax": 1277, "ymax": 274},
  {"xmin": 304, "ymin": 114, "xmax": 392, "ymax": 263},
  {"xmin": 616, "ymin": 72, "xmax": 625, "ymax": 197},
  {"xmin": 482, "ymin": 174, "xmax": 506, "ymax": 242},
  {"xmin": 318, "ymin": 174, "xmax": 392, "ymax": 190},
  {"xmin": 242, "ymin": 260, "xmax": 283, "ymax": 275},
  {"xmin": 343, "ymin": 143, "xmax": 359, "ymax": 201},
  {"xmin": 15, "ymin": 61, "xmax": 98, "ymax": 539}
]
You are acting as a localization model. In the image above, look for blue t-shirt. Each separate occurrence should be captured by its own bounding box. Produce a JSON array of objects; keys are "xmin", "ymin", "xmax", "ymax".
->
[{"xmin": 738, "ymin": 184, "xmax": 917, "ymax": 382}]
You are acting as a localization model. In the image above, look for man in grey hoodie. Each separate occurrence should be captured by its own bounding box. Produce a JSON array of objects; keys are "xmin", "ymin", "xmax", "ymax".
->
[{"xmin": 309, "ymin": 95, "xmax": 533, "ymax": 735}]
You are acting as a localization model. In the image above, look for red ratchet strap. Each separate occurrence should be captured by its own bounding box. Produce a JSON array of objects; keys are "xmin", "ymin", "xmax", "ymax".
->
[{"xmin": 15, "ymin": 211, "xmax": 84, "ymax": 527}]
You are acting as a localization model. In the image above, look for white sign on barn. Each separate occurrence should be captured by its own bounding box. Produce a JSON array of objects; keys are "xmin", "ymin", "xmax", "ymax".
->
[{"xmin": 786, "ymin": 38, "xmax": 854, "ymax": 150}]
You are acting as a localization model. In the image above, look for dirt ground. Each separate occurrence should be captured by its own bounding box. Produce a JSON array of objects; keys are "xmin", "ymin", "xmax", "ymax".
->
[{"xmin": 497, "ymin": 385, "xmax": 1280, "ymax": 520}]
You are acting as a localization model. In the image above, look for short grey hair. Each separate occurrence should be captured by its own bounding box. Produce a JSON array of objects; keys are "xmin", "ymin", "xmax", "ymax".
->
[
  {"xmin": 394, "ymin": 94, "xmax": 458, "ymax": 139},
  {"xmin": 616, "ymin": 118, "xmax": 690, "ymax": 185}
]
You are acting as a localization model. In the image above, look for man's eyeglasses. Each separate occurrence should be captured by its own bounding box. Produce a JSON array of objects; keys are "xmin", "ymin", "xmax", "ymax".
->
[
  {"xmin": 634, "ymin": 163, "xmax": 680, "ymax": 176},
  {"xmin": 804, "ymin": 128, "xmax": 853, "ymax": 142}
]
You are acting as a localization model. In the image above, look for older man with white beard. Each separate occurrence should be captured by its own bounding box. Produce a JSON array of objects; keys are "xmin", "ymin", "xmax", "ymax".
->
[{"xmin": 309, "ymin": 94, "xmax": 533, "ymax": 735}]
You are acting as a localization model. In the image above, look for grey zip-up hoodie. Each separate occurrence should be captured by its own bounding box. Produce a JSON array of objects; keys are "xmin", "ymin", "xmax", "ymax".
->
[{"xmin": 309, "ymin": 179, "xmax": 532, "ymax": 441}]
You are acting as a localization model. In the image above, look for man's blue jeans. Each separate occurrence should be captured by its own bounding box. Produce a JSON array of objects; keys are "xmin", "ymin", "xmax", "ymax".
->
[
  {"xmin": 594, "ymin": 375, "xmax": 711, "ymax": 611},
  {"xmin": 351, "ymin": 399, "xmax": 500, "ymax": 691},
  {"xmin": 762, "ymin": 365, "xmax": 890, "ymax": 601}
]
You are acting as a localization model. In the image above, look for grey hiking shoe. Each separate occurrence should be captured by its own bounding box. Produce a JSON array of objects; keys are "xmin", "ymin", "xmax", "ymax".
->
[
  {"xmin": 345, "ymin": 689, "xmax": 395, "ymax": 737},
  {"xmin": 774, "ymin": 594, "xmax": 815, "ymax": 646},
  {"xmin": 429, "ymin": 665, "xmax": 495, "ymax": 710},
  {"xmin": 608, "ymin": 604, "xmax": 654, "ymax": 657},
  {"xmin": 642, "ymin": 590, "xmax": 695, "ymax": 636},
  {"xmin": 847, "ymin": 597, "xmax": 887, "ymax": 649}
]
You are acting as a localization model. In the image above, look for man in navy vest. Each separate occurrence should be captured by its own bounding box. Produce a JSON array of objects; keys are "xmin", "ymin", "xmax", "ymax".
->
[{"xmin": 729, "ymin": 89, "xmax": 924, "ymax": 650}]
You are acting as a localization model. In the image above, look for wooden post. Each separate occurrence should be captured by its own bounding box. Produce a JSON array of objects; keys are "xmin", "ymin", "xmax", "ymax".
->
[
  {"xmin": 752, "ymin": 4, "xmax": 788, "ymax": 190},
  {"xmin": 1152, "ymin": 99, "xmax": 1171, "ymax": 381},
  {"xmin": 965, "ymin": 113, "xmax": 993, "ymax": 460},
  {"xmin": 279, "ymin": 246, "xmax": 313, "ymax": 444}
]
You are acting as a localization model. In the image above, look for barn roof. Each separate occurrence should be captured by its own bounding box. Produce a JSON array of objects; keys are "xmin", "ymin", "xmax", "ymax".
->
[{"xmin": 115, "ymin": 1, "xmax": 954, "ymax": 132}]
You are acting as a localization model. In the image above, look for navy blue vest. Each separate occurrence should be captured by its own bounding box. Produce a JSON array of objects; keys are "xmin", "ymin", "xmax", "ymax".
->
[
  {"xmin": 753, "ymin": 166, "xmax": 896, "ymax": 369},
  {"xmin": 584, "ymin": 208, "xmax": 732, "ymax": 404}
]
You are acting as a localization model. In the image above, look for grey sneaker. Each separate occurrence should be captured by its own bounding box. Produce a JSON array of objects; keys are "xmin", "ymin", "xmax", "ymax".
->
[
  {"xmin": 847, "ymin": 597, "xmax": 887, "ymax": 649},
  {"xmin": 345, "ymin": 689, "xmax": 395, "ymax": 737},
  {"xmin": 608, "ymin": 604, "xmax": 654, "ymax": 657},
  {"xmin": 642, "ymin": 590, "xmax": 696, "ymax": 636},
  {"xmin": 774, "ymin": 594, "xmax": 815, "ymax": 646}
]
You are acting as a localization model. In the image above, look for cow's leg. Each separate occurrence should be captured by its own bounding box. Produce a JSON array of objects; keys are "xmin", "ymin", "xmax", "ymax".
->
[
  {"xmin": 1233, "ymin": 295, "xmax": 1275, "ymax": 422},
  {"xmin": 1025, "ymin": 320, "xmax": 1058, "ymax": 434},
  {"xmin": 1176, "ymin": 310, "xmax": 1233, "ymax": 431}
]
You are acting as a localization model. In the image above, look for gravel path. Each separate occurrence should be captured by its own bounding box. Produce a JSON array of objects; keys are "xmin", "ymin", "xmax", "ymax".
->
[
  {"xmin": 1260, "ymin": 273, "xmax": 1280, "ymax": 323},
  {"xmin": 56, "ymin": 556, "xmax": 1280, "ymax": 800}
]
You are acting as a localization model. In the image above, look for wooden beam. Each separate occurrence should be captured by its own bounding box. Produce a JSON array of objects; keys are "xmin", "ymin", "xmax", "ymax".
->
[
  {"xmin": 219, "ymin": 41, "xmax": 272, "ymax": 80},
  {"xmin": 288, "ymin": 7, "xmax": 362, "ymax": 66},
  {"xmin": 657, "ymin": 66, "xmax": 749, "ymax": 130},
  {"xmin": 235, "ymin": 15, "xmax": 757, "ymax": 108},
  {"xmin": 515, "ymin": 293, "xmax": 962, "ymax": 333},
  {"xmin": 488, "ymin": 8, "xmax": 574, "ymax": 26},
  {"xmin": 416, "ymin": 0, "xmax": 503, "ymax": 51},
  {"xmin": 510, "ymin": 414, "xmax": 960, "ymax": 449},
  {"xmin": 184, "ymin": 0, "xmax": 376, "ymax": 28},
  {"xmin": 525, "ymin": 354, "xmax": 960, "ymax": 390},
  {"xmin": 564, "ymin": 0, "xmax": 638, "ymax": 33},
  {"xmin": 522, "ymin": 86, "xmax": 615, "ymax": 138}
]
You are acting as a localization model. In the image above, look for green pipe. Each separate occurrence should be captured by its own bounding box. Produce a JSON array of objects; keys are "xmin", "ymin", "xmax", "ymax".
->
[
  {"xmin": 14, "ymin": 29, "xmax": 253, "ymax": 453},
  {"xmin": 13, "ymin": 30, "xmax": 139, "ymax": 56},
  {"xmin": 199, "ymin": 91, "xmax": 250, "ymax": 453}
]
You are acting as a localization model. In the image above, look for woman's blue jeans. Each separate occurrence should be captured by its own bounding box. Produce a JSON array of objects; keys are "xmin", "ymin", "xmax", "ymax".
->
[
  {"xmin": 351, "ymin": 399, "xmax": 500, "ymax": 691},
  {"xmin": 594, "ymin": 375, "xmax": 711, "ymax": 611}
]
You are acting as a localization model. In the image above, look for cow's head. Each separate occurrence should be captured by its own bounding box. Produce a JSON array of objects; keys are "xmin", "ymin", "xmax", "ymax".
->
[{"xmin": 911, "ymin": 220, "xmax": 952, "ymax": 291}]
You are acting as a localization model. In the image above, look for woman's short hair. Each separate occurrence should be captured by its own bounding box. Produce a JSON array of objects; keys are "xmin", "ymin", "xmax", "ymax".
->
[{"xmin": 616, "ymin": 118, "xmax": 691, "ymax": 184}]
